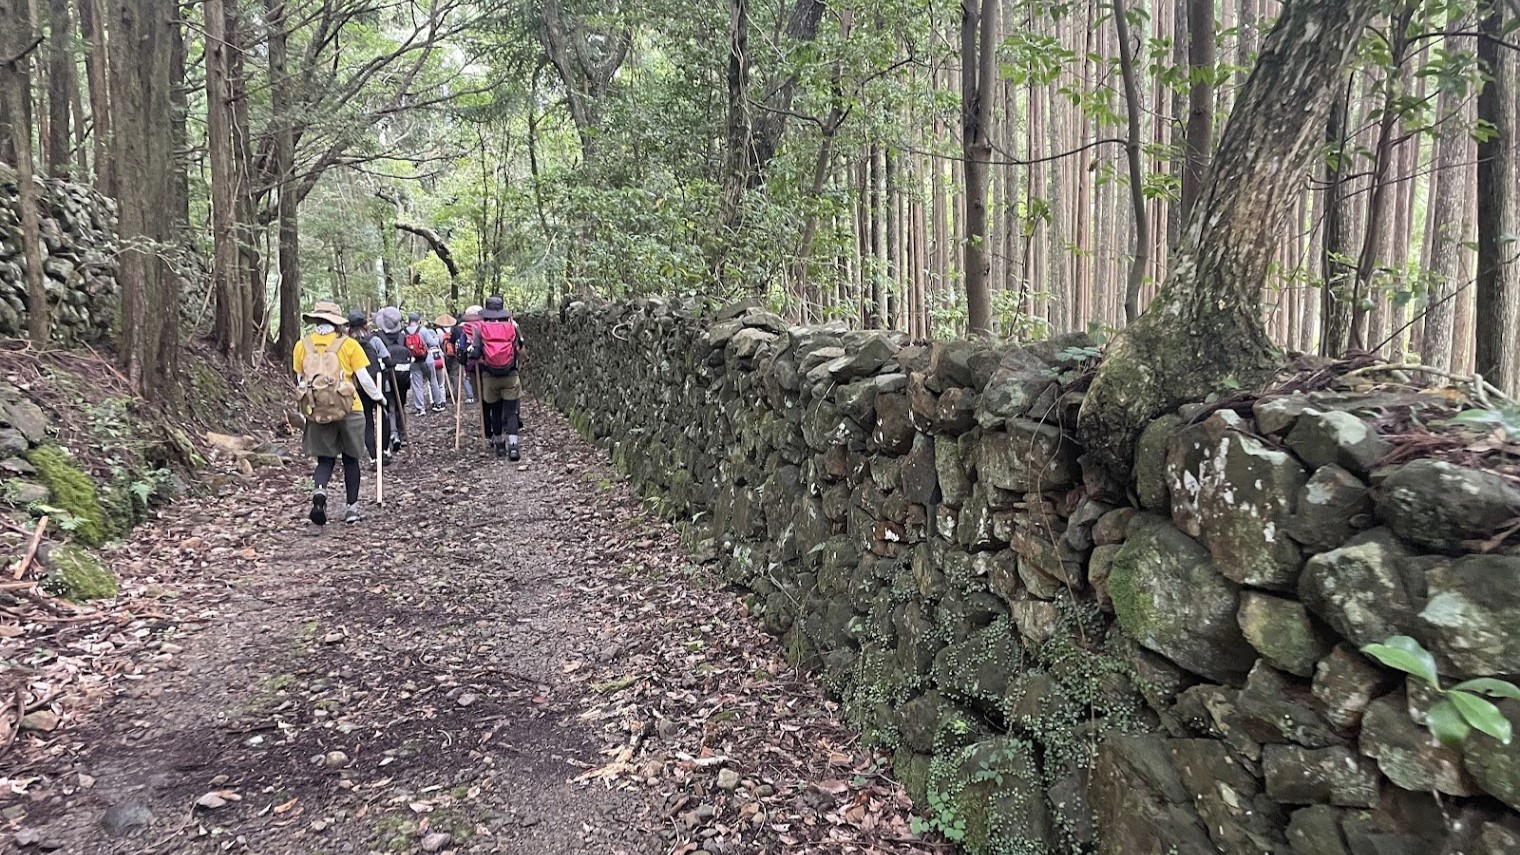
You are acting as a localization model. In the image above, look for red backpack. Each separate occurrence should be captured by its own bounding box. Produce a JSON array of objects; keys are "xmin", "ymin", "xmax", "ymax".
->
[
  {"xmin": 478, "ymin": 320, "xmax": 518, "ymax": 372},
  {"xmin": 404, "ymin": 331, "xmax": 428, "ymax": 358}
]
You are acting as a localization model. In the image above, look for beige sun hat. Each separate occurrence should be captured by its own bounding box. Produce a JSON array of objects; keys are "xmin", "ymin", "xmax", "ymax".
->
[
  {"xmin": 302, "ymin": 300, "xmax": 347, "ymax": 327},
  {"xmin": 435, "ymin": 313, "xmax": 457, "ymax": 327}
]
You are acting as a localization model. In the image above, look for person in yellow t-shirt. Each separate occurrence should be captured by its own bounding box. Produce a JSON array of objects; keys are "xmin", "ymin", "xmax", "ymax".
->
[{"xmin": 292, "ymin": 301, "xmax": 385, "ymax": 526}]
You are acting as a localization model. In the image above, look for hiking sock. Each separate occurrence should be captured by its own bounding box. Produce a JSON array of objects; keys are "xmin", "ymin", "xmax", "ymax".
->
[{"xmin": 310, "ymin": 488, "xmax": 328, "ymax": 526}]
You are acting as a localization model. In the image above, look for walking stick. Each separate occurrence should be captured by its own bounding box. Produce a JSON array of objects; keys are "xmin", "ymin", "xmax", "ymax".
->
[
  {"xmin": 374, "ymin": 397, "xmax": 385, "ymax": 505},
  {"xmin": 453, "ymin": 364, "xmax": 465, "ymax": 450}
]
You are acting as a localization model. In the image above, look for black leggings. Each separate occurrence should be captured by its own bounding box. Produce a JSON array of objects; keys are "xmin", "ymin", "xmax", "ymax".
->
[
  {"xmin": 483, "ymin": 399, "xmax": 520, "ymax": 440},
  {"xmin": 387, "ymin": 372, "xmax": 411, "ymax": 440},
  {"xmin": 314, "ymin": 455, "xmax": 361, "ymax": 504},
  {"xmin": 360, "ymin": 396, "xmax": 384, "ymax": 459}
]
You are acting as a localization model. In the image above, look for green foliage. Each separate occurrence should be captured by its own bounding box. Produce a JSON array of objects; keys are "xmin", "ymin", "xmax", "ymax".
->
[
  {"xmin": 1362, "ymin": 635, "xmax": 1520, "ymax": 746},
  {"xmin": 1450, "ymin": 405, "xmax": 1520, "ymax": 437}
]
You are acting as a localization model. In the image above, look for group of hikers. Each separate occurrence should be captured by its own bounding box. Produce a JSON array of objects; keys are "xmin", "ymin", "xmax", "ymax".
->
[{"xmin": 291, "ymin": 296, "xmax": 525, "ymax": 526}]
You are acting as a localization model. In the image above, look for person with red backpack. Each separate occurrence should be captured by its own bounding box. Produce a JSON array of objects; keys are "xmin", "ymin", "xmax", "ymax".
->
[
  {"xmin": 404, "ymin": 312, "xmax": 446, "ymax": 415},
  {"xmin": 468, "ymin": 295, "xmax": 524, "ymax": 460}
]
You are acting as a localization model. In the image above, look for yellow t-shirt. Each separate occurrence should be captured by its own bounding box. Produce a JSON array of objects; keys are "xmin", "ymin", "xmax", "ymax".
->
[{"xmin": 292, "ymin": 332, "xmax": 371, "ymax": 413}]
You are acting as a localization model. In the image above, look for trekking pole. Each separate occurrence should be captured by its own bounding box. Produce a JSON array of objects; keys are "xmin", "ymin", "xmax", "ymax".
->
[
  {"xmin": 453, "ymin": 366, "xmax": 465, "ymax": 450},
  {"xmin": 387, "ymin": 366, "xmax": 407, "ymax": 444},
  {"xmin": 374, "ymin": 397, "xmax": 385, "ymax": 505}
]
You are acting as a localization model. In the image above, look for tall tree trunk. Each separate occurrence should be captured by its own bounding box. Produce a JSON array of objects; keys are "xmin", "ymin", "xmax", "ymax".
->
[
  {"xmin": 77, "ymin": 0, "xmax": 108, "ymax": 193},
  {"xmin": 961, "ymin": 0, "xmax": 996, "ymax": 335},
  {"xmin": 1320, "ymin": 77, "xmax": 1354, "ymax": 355},
  {"xmin": 109, "ymin": 0, "xmax": 178, "ymax": 399},
  {"xmin": 1476, "ymin": 2, "xmax": 1519, "ymax": 394},
  {"xmin": 1180, "ymin": 0, "xmax": 1214, "ymax": 222},
  {"xmin": 1113, "ymin": 0, "xmax": 1149, "ymax": 324},
  {"xmin": 1421, "ymin": 23, "xmax": 1472, "ymax": 371},
  {"xmin": 1081, "ymin": 0, "xmax": 1380, "ymax": 481},
  {"xmin": 45, "ymin": 0, "xmax": 71, "ymax": 177},
  {"xmin": 268, "ymin": 0, "xmax": 301, "ymax": 359},
  {"xmin": 206, "ymin": 0, "xmax": 242, "ymax": 355},
  {"xmin": 1, "ymin": 0, "xmax": 49, "ymax": 344},
  {"xmin": 168, "ymin": 3, "xmax": 187, "ymax": 233},
  {"xmin": 1349, "ymin": 4, "xmax": 1414, "ymax": 351}
]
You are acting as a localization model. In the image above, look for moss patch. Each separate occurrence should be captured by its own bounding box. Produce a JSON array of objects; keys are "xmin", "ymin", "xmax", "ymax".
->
[
  {"xmin": 27, "ymin": 445, "xmax": 106, "ymax": 546},
  {"xmin": 40, "ymin": 544, "xmax": 119, "ymax": 601}
]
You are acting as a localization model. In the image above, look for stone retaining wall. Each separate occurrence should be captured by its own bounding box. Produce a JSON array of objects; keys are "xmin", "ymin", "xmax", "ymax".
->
[
  {"xmin": 522, "ymin": 298, "xmax": 1520, "ymax": 854},
  {"xmin": 0, "ymin": 164, "xmax": 120, "ymax": 342}
]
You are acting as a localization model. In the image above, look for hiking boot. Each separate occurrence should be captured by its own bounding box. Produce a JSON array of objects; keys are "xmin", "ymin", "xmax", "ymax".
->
[
  {"xmin": 309, "ymin": 490, "xmax": 328, "ymax": 526},
  {"xmin": 412, "ymin": 407, "xmax": 426, "ymax": 416},
  {"xmin": 494, "ymin": 440, "xmax": 507, "ymax": 459},
  {"xmin": 432, "ymin": 403, "xmax": 446, "ymax": 413},
  {"xmin": 465, "ymin": 397, "xmax": 476, "ymax": 405},
  {"xmin": 508, "ymin": 443, "xmax": 520, "ymax": 462},
  {"xmin": 344, "ymin": 504, "xmax": 361, "ymax": 523}
]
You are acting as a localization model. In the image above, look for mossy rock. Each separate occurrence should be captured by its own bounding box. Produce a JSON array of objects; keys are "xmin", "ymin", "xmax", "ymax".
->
[
  {"xmin": 26, "ymin": 445, "xmax": 106, "ymax": 546},
  {"xmin": 40, "ymin": 544, "xmax": 119, "ymax": 601}
]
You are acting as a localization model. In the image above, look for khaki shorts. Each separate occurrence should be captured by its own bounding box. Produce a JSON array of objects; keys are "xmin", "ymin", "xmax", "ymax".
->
[
  {"xmin": 302, "ymin": 411, "xmax": 368, "ymax": 459},
  {"xmin": 479, "ymin": 371, "xmax": 521, "ymax": 403}
]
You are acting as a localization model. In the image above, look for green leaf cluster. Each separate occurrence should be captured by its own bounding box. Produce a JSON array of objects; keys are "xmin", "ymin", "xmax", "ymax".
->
[{"xmin": 1362, "ymin": 635, "xmax": 1520, "ymax": 746}]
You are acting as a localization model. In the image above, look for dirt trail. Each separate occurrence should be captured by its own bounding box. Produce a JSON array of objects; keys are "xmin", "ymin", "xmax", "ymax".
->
[{"xmin": 5, "ymin": 399, "xmax": 937, "ymax": 855}]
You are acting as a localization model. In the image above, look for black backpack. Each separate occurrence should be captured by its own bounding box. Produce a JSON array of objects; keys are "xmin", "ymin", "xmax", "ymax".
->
[{"xmin": 379, "ymin": 330, "xmax": 414, "ymax": 368}]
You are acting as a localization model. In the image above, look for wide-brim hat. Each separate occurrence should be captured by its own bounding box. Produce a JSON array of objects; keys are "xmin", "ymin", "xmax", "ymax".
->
[
  {"xmin": 302, "ymin": 301, "xmax": 347, "ymax": 327},
  {"xmin": 435, "ymin": 313, "xmax": 457, "ymax": 327},
  {"xmin": 481, "ymin": 296, "xmax": 510, "ymax": 321},
  {"xmin": 376, "ymin": 306, "xmax": 404, "ymax": 334}
]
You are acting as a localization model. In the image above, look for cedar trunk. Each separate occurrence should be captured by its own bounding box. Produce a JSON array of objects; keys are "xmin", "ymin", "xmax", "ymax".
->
[
  {"xmin": 1476, "ymin": 4, "xmax": 1519, "ymax": 394},
  {"xmin": 1, "ymin": 0, "xmax": 50, "ymax": 344}
]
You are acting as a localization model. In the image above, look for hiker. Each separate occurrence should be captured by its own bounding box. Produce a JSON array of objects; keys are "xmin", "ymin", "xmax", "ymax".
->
[
  {"xmin": 293, "ymin": 301, "xmax": 386, "ymax": 525},
  {"xmin": 469, "ymin": 296, "xmax": 524, "ymax": 460},
  {"xmin": 404, "ymin": 312, "xmax": 446, "ymax": 415},
  {"xmin": 343, "ymin": 307, "xmax": 392, "ymax": 465},
  {"xmin": 370, "ymin": 307, "xmax": 413, "ymax": 449},
  {"xmin": 437, "ymin": 313, "xmax": 474, "ymax": 405},
  {"xmin": 456, "ymin": 302, "xmax": 480, "ymax": 404}
]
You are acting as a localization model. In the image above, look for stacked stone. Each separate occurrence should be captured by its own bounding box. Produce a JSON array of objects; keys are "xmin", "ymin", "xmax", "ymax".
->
[
  {"xmin": 522, "ymin": 299, "xmax": 1520, "ymax": 855},
  {"xmin": 0, "ymin": 164, "xmax": 120, "ymax": 342}
]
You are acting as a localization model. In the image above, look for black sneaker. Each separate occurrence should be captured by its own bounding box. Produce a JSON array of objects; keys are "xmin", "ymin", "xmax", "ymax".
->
[
  {"xmin": 432, "ymin": 403, "xmax": 446, "ymax": 413},
  {"xmin": 508, "ymin": 444, "xmax": 520, "ymax": 462},
  {"xmin": 494, "ymin": 441, "xmax": 507, "ymax": 459},
  {"xmin": 309, "ymin": 491, "xmax": 328, "ymax": 526}
]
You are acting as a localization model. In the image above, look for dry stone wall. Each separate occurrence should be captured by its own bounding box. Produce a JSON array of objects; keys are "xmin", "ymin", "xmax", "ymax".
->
[
  {"xmin": 0, "ymin": 164, "xmax": 120, "ymax": 342},
  {"xmin": 522, "ymin": 297, "xmax": 1520, "ymax": 855}
]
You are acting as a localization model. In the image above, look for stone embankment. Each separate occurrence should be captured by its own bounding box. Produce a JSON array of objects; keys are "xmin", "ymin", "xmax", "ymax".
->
[
  {"xmin": 0, "ymin": 164, "xmax": 120, "ymax": 342},
  {"xmin": 524, "ymin": 297, "xmax": 1520, "ymax": 854}
]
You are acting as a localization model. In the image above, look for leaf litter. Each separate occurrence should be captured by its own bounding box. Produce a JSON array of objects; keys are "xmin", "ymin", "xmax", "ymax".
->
[{"xmin": 0, "ymin": 399, "xmax": 945, "ymax": 853}]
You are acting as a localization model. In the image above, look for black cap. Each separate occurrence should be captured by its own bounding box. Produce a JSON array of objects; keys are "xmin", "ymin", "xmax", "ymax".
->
[{"xmin": 347, "ymin": 309, "xmax": 368, "ymax": 327}]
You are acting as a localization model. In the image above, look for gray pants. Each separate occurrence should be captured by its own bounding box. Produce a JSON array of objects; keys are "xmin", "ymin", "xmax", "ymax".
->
[
  {"xmin": 410, "ymin": 361, "xmax": 444, "ymax": 410},
  {"xmin": 447, "ymin": 360, "xmax": 474, "ymax": 401}
]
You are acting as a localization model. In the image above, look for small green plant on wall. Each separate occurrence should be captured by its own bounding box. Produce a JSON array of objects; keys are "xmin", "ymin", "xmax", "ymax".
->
[{"xmin": 1361, "ymin": 635, "xmax": 1520, "ymax": 745}]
